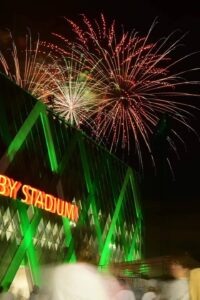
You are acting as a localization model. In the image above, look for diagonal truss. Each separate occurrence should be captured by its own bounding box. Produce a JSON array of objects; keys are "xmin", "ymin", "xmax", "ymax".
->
[{"xmin": 0, "ymin": 76, "xmax": 142, "ymax": 288}]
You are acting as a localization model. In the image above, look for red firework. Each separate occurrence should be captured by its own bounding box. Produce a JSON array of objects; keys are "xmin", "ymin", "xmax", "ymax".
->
[{"xmin": 53, "ymin": 15, "xmax": 199, "ymax": 170}]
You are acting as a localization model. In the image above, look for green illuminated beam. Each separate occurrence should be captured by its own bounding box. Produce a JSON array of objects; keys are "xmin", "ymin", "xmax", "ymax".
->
[
  {"xmin": 62, "ymin": 217, "xmax": 76, "ymax": 262},
  {"xmin": 66, "ymin": 183, "xmax": 98, "ymax": 262},
  {"xmin": 105, "ymin": 157, "xmax": 134, "ymax": 260},
  {"xmin": 127, "ymin": 220, "xmax": 140, "ymax": 261},
  {"xmin": 40, "ymin": 112, "xmax": 58, "ymax": 173},
  {"xmin": 99, "ymin": 167, "xmax": 131, "ymax": 266},
  {"xmin": 56, "ymin": 181, "xmax": 76, "ymax": 262},
  {"xmin": 120, "ymin": 169, "xmax": 142, "ymax": 261},
  {"xmin": 105, "ymin": 159, "xmax": 131, "ymax": 259},
  {"xmin": 18, "ymin": 206, "xmax": 40, "ymax": 285},
  {"xmin": 64, "ymin": 237, "xmax": 76, "ymax": 263},
  {"xmin": 120, "ymin": 218, "xmax": 130, "ymax": 259},
  {"xmin": 128, "ymin": 169, "xmax": 143, "ymax": 259},
  {"xmin": 78, "ymin": 189, "xmax": 96, "ymax": 225},
  {"xmin": 137, "ymin": 219, "xmax": 142, "ymax": 259},
  {"xmin": 1, "ymin": 203, "xmax": 41, "ymax": 288},
  {"xmin": 0, "ymin": 101, "xmax": 45, "ymax": 173},
  {"xmin": 41, "ymin": 114, "xmax": 77, "ymax": 262},
  {"xmin": 62, "ymin": 186, "xmax": 98, "ymax": 263},
  {"xmin": 78, "ymin": 137, "xmax": 103, "ymax": 253},
  {"xmin": 69, "ymin": 253, "xmax": 76, "ymax": 263},
  {"xmin": 55, "ymin": 144, "xmax": 77, "ymax": 262},
  {"xmin": 62, "ymin": 217, "xmax": 72, "ymax": 248},
  {"xmin": 58, "ymin": 178, "xmax": 76, "ymax": 262},
  {"xmin": 57, "ymin": 133, "xmax": 78, "ymax": 175}
]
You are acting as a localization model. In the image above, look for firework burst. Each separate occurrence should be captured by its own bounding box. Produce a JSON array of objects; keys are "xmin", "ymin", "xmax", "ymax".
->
[
  {"xmin": 54, "ymin": 15, "xmax": 200, "ymax": 169},
  {"xmin": 0, "ymin": 30, "xmax": 54, "ymax": 102},
  {"xmin": 43, "ymin": 49, "xmax": 105, "ymax": 127}
]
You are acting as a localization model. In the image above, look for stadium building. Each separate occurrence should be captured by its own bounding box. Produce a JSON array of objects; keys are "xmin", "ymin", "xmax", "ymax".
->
[{"xmin": 0, "ymin": 72, "xmax": 143, "ymax": 296}]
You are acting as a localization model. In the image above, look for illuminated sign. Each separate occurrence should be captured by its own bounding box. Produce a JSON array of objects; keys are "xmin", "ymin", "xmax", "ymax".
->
[{"xmin": 0, "ymin": 174, "xmax": 79, "ymax": 221}]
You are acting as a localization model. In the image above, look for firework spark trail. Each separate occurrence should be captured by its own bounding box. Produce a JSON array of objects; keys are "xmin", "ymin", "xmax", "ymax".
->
[
  {"xmin": 0, "ymin": 31, "xmax": 108, "ymax": 129},
  {"xmin": 52, "ymin": 14, "xmax": 200, "ymax": 169},
  {"xmin": 0, "ymin": 30, "xmax": 55, "ymax": 102},
  {"xmin": 43, "ymin": 49, "xmax": 106, "ymax": 128}
]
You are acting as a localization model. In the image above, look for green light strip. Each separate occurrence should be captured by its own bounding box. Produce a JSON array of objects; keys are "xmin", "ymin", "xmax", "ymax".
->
[
  {"xmin": 57, "ymin": 134, "xmax": 78, "ymax": 175},
  {"xmin": 40, "ymin": 112, "xmax": 58, "ymax": 173},
  {"xmin": 18, "ymin": 206, "xmax": 40, "ymax": 285},
  {"xmin": 62, "ymin": 217, "xmax": 72, "ymax": 247},
  {"xmin": 1, "ymin": 203, "xmax": 41, "ymax": 288},
  {"xmin": 138, "ymin": 219, "xmax": 142, "ymax": 259},
  {"xmin": 127, "ymin": 220, "xmax": 140, "ymax": 261},
  {"xmin": 0, "ymin": 101, "xmax": 45, "ymax": 173},
  {"xmin": 78, "ymin": 137, "xmax": 103, "ymax": 253},
  {"xmin": 120, "ymin": 217, "xmax": 130, "ymax": 260},
  {"xmin": 99, "ymin": 167, "xmax": 131, "ymax": 266},
  {"xmin": 127, "ymin": 169, "xmax": 143, "ymax": 260},
  {"xmin": 62, "ymin": 217, "xmax": 76, "ymax": 262},
  {"xmin": 105, "ymin": 159, "xmax": 130, "ymax": 260},
  {"xmin": 64, "ymin": 237, "xmax": 77, "ymax": 263},
  {"xmin": 40, "ymin": 113, "xmax": 76, "ymax": 262},
  {"xmin": 0, "ymin": 100, "xmax": 44, "ymax": 287}
]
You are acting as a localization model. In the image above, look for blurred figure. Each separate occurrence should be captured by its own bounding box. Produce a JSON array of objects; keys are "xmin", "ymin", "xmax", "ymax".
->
[
  {"xmin": 167, "ymin": 257, "xmax": 200, "ymax": 300},
  {"xmin": 141, "ymin": 286, "xmax": 158, "ymax": 300},
  {"xmin": 42, "ymin": 263, "xmax": 110, "ymax": 300},
  {"xmin": 71, "ymin": 225, "xmax": 100, "ymax": 265},
  {"xmin": 40, "ymin": 225, "xmax": 116, "ymax": 300},
  {"xmin": 29, "ymin": 286, "xmax": 40, "ymax": 300},
  {"xmin": 165, "ymin": 254, "xmax": 199, "ymax": 300},
  {"xmin": 16, "ymin": 289, "xmax": 26, "ymax": 300},
  {"xmin": 0, "ymin": 287, "xmax": 3, "ymax": 299},
  {"xmin": 0, "ymin": 286, "xmax": 14, "ymax": 300},
  {"xmin": 167, "ymin": 260, "xmax": 189, "ymax": 300},
  {"xmin": 114, "ymin": 277, "xmax": 136, "ymax": 300},
  {"xmin": 134, "ymin": 287, "xmax": 144, "ymax": 300}
]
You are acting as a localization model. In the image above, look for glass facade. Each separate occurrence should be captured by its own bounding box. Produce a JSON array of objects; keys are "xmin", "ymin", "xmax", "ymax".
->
[{"xmin": 0, "ymin": 72, "xmax": 143, "ymax": 289}]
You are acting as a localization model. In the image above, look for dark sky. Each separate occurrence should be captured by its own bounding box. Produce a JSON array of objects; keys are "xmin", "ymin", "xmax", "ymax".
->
[{"xmin": 0, "ymin": 0, "xmax": 200, "ymax": 261}]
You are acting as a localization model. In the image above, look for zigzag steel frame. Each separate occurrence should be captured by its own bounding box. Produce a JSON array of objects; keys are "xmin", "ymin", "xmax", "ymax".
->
[{"xmin": 0, "ymin": 73, "xmax": 143, "ymax": 289}]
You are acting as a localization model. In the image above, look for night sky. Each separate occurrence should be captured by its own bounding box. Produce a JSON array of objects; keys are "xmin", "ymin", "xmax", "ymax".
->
[{"xmin": 0, "ymin": 0, "xmax": 200, "ymax": 261}]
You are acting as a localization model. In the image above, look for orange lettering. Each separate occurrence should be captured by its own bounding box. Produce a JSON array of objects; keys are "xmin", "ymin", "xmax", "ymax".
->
[
  {"xmin": 74, "ymin": 205, "xmax": 79, "ymax": 222},
  {"xmin": 45, "ymin": 194, "xmax": 54, "ymax": 211},
  {"xmin": 0, "ymin": 174, "xmax": 79, "ymax": 222},
  {"xmin": 56, "ymin": 198, "xmax": 65, "ymax": 216},
  {"xmin": 9, "ymin": 179, "xmax": 22, "ymax": 199},
  {"xmin": 34, "ymin": 190, "xmax": 44, "ymax": 208},
  {"xmin": 30, "ymin": 187, "xmax": 39, "ymax": 205},
  {"xmin": 21, "ymin": 185, "xmax": 32, "ymax": 204},
  {"xmin": 0, "ymin": 175, "xmax": 10, "ymax": 197},
  {"xmin": 64, "ymin": 202, "xmax": 74, "ymax": 220},
  {"xmin": 50, "ymin": 196, "xmax": 57, "ymax": 213}
]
